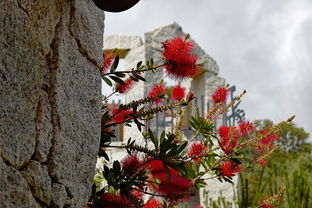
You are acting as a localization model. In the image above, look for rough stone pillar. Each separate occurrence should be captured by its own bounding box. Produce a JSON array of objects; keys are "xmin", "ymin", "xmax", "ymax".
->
[{"xmin": 0, "ymin": 1, "xmax": 104, "ymax": 207}]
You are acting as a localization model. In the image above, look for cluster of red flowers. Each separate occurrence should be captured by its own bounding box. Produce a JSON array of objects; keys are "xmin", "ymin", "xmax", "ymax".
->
[
  {"xmin": 101, "ymin": 193, "xmax": 134, "ymax": 208},
  {"xmin": 143, "ymin": 199, "xmax": 162, "ymax": 208},
  {"xmin": 147, "ymin": 160, "xmax": 192, "ymax": 203},
  {"xmin": 121, "ymin": 154, "xmax": 142, "ymax": 175},
  {"xmin": 260, "ymin": 203, "xmax": 274, "ymax": 208},
  {"xmin": 172, "ymin": 84, "xmax": 186, "ymax": 101},
  {"xmin": 102, "ymin": 51, "xmax": 115, "ymax": 74},
  {"xmin": 219, "ymin": 126, "xmax": 240, "ymax": 154},
  {"xmin": 187, "ymin": 142, "xmax": 208, "ymax": 162},
  {"xmin": 239, "ymin": 121, "xmax": 256, "ymax": 136},
  {"xmin": 219, "ymin": 161, "xmax": 242, "ymax": 178},
  {"xmin": 116, "ymin": 78, "xmax": 135, "ymax": 94},
  {"xmin": 162, "ymin": 37, "xmax": 200, "ymax": 79},
  {"xmin": 112, "ymin": 108, "xmax": 133, "ymax": 123},
  {"xmin": 256, "ymin": 129, "xmax": 279, "ymax": 150},
  {"xmin": 212, "ymin": 87, "xmax": 229, "ymax": 104},
  {"xmin": 219, "ymin": 121, "xmax": 255, "ymax": 154},
  {"xmin": 148, "ymin": 84, "xmax": 166, "ymax": 103}
]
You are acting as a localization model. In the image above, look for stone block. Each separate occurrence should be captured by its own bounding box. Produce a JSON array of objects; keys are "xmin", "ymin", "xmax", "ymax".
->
[
  {"xmin": 21, "ymin": 161, "xmax": 52, "ymax": 205},
  {"xmin": 0, "ymin": 158, "xmax": 40, "ymax": 208}
]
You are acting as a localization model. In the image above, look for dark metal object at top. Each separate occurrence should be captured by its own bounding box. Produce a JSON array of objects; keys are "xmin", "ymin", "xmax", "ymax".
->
[{"xmin": 92, "ymin": 0, "xmax": 140, "ymax": 12}]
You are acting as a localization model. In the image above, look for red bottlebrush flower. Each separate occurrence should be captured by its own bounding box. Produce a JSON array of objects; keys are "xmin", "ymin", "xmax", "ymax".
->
[
  {"xmin": 147, "ymin": 160, "xmax": 178, "ymax": 177},
  {"xmin": 219, "ymin": 126, "xmax": 240, "ymax": 154},
  {"xmin": 102, "ymin": 51, "xmax": 115, "ymax": 73},
  {"xmin": 112, "ymin": 108, "xmax": 133, "ymax": 123},
  {"xmin": 238, "ymin": 121, "xmax": 255, "ymax": 136},
  {"xmin": 116, "ymin": 78, "xmax": 135, "ymax": 94},
  {"xmin": 131, "ymin": 189, "xmax": 144, "ymax": 200},
  {"xmin": 260, "ymin": 201, "xmax": 274, "ymax": 208},
  {"xmin": 144, "ymin": 199, "xmax": 162, "ymax": 208},
  {"xmin": 257, "ymin": 130, "xmax": 279, "ymax": 150},
  {"xmin": 156, "ymin": 172, "xmax": 192, "ymax": 203},
  {"xmin": 172, "ymin": 85, "xmax": 186, "ymax": 101},
  {"xmin": 148, "ymin": 84, "xmax": 166, "ymax": 103},
  {"xmin": 162, "ymin": 36, "xmax": 200, "ymax": 79},
  {"xmin": 212, "ymin": 87, "xmax": 229, "ymax": 104},
  {"xmin": 101, "ymin": 193, "xmax": 133, "ymax": 208},
  {"xmin": 219, "ymin": 161, "xmax": 241, "ymax": 178},
  {"xmin": 187, "ymin": 142, "xmax": 208, "ymax": 162},
  {"xmin": 192, "ymin": 205, "xmax": 202, "ymax": 208},
  {"xmin": 144, "ymin": 159, "xmax": 192, "ymax": 203},
  {"xmin": 258, "ymin": 159, "xmax": 267, "ymax": 167},
  {"xmin": 121, "ymin": 154, "xmax": 141, "ymax": 174}
]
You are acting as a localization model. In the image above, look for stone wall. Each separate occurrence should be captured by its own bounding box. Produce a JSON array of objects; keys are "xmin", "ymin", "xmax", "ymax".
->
[{"xmin": 0, "ymin": 1, "xmax": 104, "ymax": 207}]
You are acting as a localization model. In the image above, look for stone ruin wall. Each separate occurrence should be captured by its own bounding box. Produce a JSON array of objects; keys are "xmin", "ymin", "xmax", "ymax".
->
[
  {"xmin": 103, "ymin": 23, "xmax": 237, "ymax": 206},
  {"xmin": 0, "ymin": 1, "xmax": 104, "ymax": 207}
]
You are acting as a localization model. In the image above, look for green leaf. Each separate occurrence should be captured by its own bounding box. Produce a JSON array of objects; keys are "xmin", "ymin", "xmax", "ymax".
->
[
  {"xmin": 110, "ymin": 55, "xmax": 119, "ymax": 72},
  {"xmin": 134, "ymin": 74, "xmax": 146, "ymax": 82},
  {"xmin": 114, "ymin": 72, "xmax": 126, "ymax": 78},
  {"xmin": 98, "ymin": 149, "xmax": 109, "ymax": 161},
  {"xmin": 148, "ymin": 129, "xmax": 158, "ymax": 150},
  {"xmin": 102, "ymin": 76, "xmax": 112, "ymax": 86},
  {"xmin": 164, "ymin": 164, "xmax": 171, "ymax": 183},
  {"xmin": 130, "ymin": 75, "xmax": 139, "ymax": 82},
  {"xmin": 109, "ymin": 76, "xmax": 125, "ymax": 85},
  {"xmin": 136, "ymin": 61, "xmax": 142, "ymax": 69},
  {"xmin": 113, "ymin": 161, "xmax": 121, "ymax": 175},
  {"xmin": 176, "ymin": 141, "xmax": 188, "ymax": 155}
]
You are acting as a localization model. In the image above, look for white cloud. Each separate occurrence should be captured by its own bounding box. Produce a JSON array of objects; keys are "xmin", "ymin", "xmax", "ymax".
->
[{"xmin": 104, "ymin": 0, "xmax": 312, "ymax": 137}]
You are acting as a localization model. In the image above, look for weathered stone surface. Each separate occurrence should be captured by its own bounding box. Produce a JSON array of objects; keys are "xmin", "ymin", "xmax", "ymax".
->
[
  {"xmin": 0, "ymin": 0, "xmax": 63, "ymax": 169},
  {"xmin": 21, "ymin": 160, "xmax": 52, "ymax": 205},
  {"xmin": 1, "ymin": 0, "xmax": 104, "ymax": 207},
  {"xmin": 103, "ymin": 35, "xmax": 143, "ymax": 50},
  {"xmin": 0, "ymin": 158, "xmax": 40, "ymax": 208},
  {"xmin": 51, "ymin": 183, "xmax": 68, "ymax": 208}
]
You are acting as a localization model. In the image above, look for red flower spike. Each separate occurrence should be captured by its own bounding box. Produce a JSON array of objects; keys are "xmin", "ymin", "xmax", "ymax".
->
[
  {"xmin": 101, "ymin": 193, "xmax": 134, "ymax": 208},
  {"xmin": 144, "ymin": 159, "xmax": 192, "ymax": 203},
  {"xmin": 192, "ymin": 205, "xmax": 202, "ymax": 208},
  {"xmin": 148, "ymin": 84, "xmax": 166, "ymax": 103},
  {"xmin": 188, "ymin": 142, "xmax": 208, "ymax": 162},
  {"xmin": 116, "ymin": 78, "xmax": 135, "ymax": 94},
  {"xmin": 147, "ymin": 160, "xmax": 178, "ymax": 177},
  {"xmin": 131, "ymin": 189, "xmax": 144, "ymax": 200},
  {"xmin": 258, "ymin": 159, "xmax": 267, "ymax": 167},
  {"xmin": 212, "ymin": 87, "xmax": 229, "ymax": 104},
  {"xmin": 238, "ymin": 121, "xmax": 255, "ymax": 136},
  {"xmin": 144, "ymin": 199, "xmax": 162, "ymax": 208},
  {"xmin": 257, "ymin": 130, "xmax": 279, "ymax": 150},
  {"xmin": 172, "ymin": 85, "xmax": 186, "ymax": 101},
  {"xmin": 112, "ymin": 108, "xmax": 133, "ymax": 123},
  {"xmin": 260, "ymin": 201, "xmax": 274, "ymax": 208},
  {"xmin": 162, "ymin": 37, "xmax": 200, "ymax": 79},
  {"xmin": 219, "ymin": 126, "xmax": 240, "ymax": 154},
  {"xmin": 156, "ymin": 172, "xmax": 192, "ymax": 203},
  {"xmin": 121, "ymin": 154, "xmax": 141, "ymax": 175},
  {"xmin": 102, "ymin": 51, "xmax": 115, "ymax": 73},
  {"xmin": 219, "ymin": 161, "xmax": 241, "ymax": 178}
]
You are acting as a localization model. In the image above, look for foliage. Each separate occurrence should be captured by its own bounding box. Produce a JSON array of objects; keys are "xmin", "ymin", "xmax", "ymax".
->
[
  {"xmin": 238, "ymin": 120, "xmax": 311, "ymax": 208},
  {"xmin": 86, "ymin": 36, "xmax": 294, "ymax": 208}
]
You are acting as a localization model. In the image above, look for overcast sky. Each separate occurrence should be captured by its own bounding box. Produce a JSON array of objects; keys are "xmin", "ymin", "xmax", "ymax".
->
[{"xmin": 103, "ymin": 0, "xmax": 312, "ymax": 137}]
